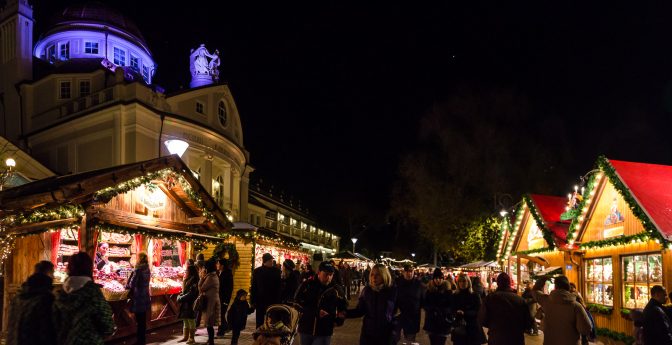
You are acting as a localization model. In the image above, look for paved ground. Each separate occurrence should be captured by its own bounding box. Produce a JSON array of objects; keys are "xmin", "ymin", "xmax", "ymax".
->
[{"xmin": 108, "ymin": 294, "xmax": 552, "ymax": 345}]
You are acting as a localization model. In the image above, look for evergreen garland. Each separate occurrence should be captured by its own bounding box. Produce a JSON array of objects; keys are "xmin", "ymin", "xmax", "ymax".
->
[
  {"xmin": 514, "ymin": 247, "xmax": 556, "ymax": 256},
  {"xmin": 523, "ymin": 194, "xmax": 556, "ymax": 250},
  {"xmin": 595, "ymin": 328, "xmax": 635, "ymax": 345},
  {"xmin": 579, "ymin": 232, "xmax": 655, "ymax": 250},
  {"xmin": 210, "ymin": 242, "xmax": 241, "ymax": 269},
  {"xmin": 500, "ymin": 204, "xmax": 526, "ymax": 262},
  {"xmin": 495, "ymin": 217, "xmax": 511, "ymax": 259}
]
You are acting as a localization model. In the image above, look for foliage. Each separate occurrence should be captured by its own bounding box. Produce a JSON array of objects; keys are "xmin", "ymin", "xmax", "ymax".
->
[
  {"xmin": 596, "ymin": 328, "xmax": 635, "ymax": 345},
  {"xmin": 454, "ymin": 216, "xmax": 501, "ymax": 263},
  {"xmin": 587, "ymin": 303, "xmax": 613, "ymax": 315},
  {"xmin": 210, "ymin": 242, "xmax": 241, "ymax": 269}
]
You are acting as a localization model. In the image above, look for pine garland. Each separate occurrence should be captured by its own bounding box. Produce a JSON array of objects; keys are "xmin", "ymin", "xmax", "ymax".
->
[
  {"xmin": 210, "ymin": 242, "xmax": 241, "ymax": 269},
  {"xmin": 500, "ymin": 204, "xmax": 526, "ymax": 263},
  {"xmin": 595, "ymin": 328, "xmax": 635, "ymax": 345},
  {"xmin": 94, "ymin": 223, "xmax": 220, "ymax": 247},
  {"xmin": 579, "ymin": 232, "xmax": 655, "ymax": 250},
  {"xmin": 514, "ymin": 247, "xmax": 556, "ymax": 256},
  {"xmin": 3, "ymin": 204, "xmax": 84, "ymax": 227},
  {"xmin": 495, "ymin": 217, "xmax": 510, "ymax": 259},
  {"xmin": 523, "ymin": 194, "xmax": 556, "ymax": 250}
]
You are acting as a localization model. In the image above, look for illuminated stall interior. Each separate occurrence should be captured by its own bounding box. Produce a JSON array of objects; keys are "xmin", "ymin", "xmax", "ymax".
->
[
  {"xmin": 501, "ymin": 194, "xmax": 572, "ymax": 292},
  {"xmin": 568, "ymin": 157, "xmax": 672, "ymax": 337},
  {"xmin": 0, "ymin": 155, "xmax": 231, "ymax": 338}
]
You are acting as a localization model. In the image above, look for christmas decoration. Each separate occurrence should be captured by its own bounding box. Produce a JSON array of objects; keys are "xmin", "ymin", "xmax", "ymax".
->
[
  {"xmin": 578, "ymin": 232, "xmax": 653, "ymax": 249},
  {"xmin": 523, "ymin": 194, "xmax": 556, "ymax": 250}
]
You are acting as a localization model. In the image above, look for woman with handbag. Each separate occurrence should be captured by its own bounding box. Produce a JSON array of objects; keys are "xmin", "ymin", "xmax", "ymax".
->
[
  {"xmin": 198, "ymin": 260, "xmax": 220, "ymax": 345},
  {"xmin": 127, "ymin": 252, "xmax": 151, "ymax": 345},
  {"xmin": 452, "ymin": 274, "xmax": 486, "ymax": 345},
  {"xmin": 177, "ymin": 260, "xmax": 199, "ymax": 343},
  {"xmin": 423, "ymin": 268, "xmax": 455, "ymax": 345}
]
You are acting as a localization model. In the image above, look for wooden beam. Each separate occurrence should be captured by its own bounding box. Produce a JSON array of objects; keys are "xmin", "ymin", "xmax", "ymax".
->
[
  {"xmin": 6, "ymin": 218, "xmax": 78, "ymax": 236},
  {"xmin": 96, "ymin": 216, "xmax": 221, "ymax": 241},
  {"xmin": 92, "ymin": 207, "xmax": 203, "ymax": 233},
  {"xmin": 157, "ymin": 184, "xmax": 197, "ymax": 217}
]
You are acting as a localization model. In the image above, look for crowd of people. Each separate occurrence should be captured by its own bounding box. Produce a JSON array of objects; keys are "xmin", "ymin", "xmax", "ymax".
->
[{"xmin": 9, "ymin": 251, "xmax": 672, "ymax": 345}]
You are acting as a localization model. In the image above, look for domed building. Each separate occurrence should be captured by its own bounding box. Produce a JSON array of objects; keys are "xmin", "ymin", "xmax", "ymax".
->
[{"xmin": 0, "ymin": 0, "xmax": 250, "ymax": 221}]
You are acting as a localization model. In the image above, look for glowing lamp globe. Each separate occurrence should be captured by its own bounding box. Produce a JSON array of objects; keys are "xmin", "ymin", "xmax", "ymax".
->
[
  {"xmin": 164, "ymin": 140, "xmax": 189, "ymax": 158},
  {"xmin": 5, "ymin": 158, "xmax": 16, "ymax": 168}
]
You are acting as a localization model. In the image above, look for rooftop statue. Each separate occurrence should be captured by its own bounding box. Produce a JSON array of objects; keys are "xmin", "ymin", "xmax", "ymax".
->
[{"xmin": 189, "ymin": 44, "xmax": 220, "ymax": 88}]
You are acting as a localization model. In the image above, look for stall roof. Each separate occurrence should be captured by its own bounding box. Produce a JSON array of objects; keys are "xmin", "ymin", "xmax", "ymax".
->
[
  {"xmin": 331, "ymin": 251, "xmax": 372, "ymax": 261},
  {"xmin": 608, "ymin": 158, "xmax": 672, "ymax": 240},
  {"xmin": 528, "ymin": 194, "xmax": 570, "ymax": 247},
  {"xmin": 0, "ymin": 155, "xmax": 233, "ymax": 233},
  {"xmin": 535, "ymin": 266, "xmax": 562, "ymax": 276},
  {"xmin": 458, "ymin": 260, "xmax": 498, "ymax": 269}
]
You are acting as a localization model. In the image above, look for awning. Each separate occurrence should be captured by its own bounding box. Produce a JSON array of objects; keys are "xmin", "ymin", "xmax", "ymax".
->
[
  {"xmin": 535, "ymin": 266, "xmax": 562, "ymax": 276},
  {"xmin": 458, "ymin": 260, "xmax": 498, "ymax": 270}
]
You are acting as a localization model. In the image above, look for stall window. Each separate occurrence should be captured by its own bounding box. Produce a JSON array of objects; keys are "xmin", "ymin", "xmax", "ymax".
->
[
  {"xmin": 585, "ymin": 257, "xmax": 614, "ymax": 306},
  {"xmin": 623, "ymin": 253, "xmax": 663, "ymax": 309}
]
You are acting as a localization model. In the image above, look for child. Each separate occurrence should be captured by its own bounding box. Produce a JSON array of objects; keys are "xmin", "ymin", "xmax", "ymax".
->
[
  {"xmin": 253, "ymin": 307, "xmax": 292, "ymax": 345},
  {"xmin": 227, "ymin": 289, "xmax": 253, "ymax": 345}
]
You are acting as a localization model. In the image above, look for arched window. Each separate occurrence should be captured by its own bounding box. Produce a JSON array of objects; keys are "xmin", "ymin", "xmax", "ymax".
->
[{"xmin": 218, "ymin": 101, "xmax": 227, "ymax": 127}]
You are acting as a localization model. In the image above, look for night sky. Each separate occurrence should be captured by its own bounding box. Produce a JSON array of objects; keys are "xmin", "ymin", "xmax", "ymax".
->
[{"xmin": 32, "ymin": 1, "xmax": 672, "ymax": 248}]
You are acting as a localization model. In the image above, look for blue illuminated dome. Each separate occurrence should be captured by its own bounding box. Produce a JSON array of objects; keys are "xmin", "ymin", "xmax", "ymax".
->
[{"xmin": 33, "ymin": 2, "xmax": 156, "ymax": 84}]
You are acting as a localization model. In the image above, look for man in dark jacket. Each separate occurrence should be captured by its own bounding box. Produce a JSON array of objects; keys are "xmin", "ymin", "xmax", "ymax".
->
[
  {"xmin": 394, "ymin": 264, "xmax": 425, "ymax": 344},
  {"xmin": 250, "ymin": 253, "xmax": 282, "ymax": 327},
  {"xmin": 7, "ymin": 261, "xmax": 56, "ymax": 345},
  {"xmin": 216, "ymin": 258, "xmax": 234, "ymax": 336},
  {"xmin": 294, "ymin": 261, "xmax": 347, "ymax": 345},
  {"xmin": 281, "ymin": 259, "xmax": 301, "ymax": 303},
  {"xmin": 479, "ymin": 273, "xmax": 531, "ymax": 345},
  {"xmin": 643, "ymin": 285, "xmax": 672, "ymax": 345}
]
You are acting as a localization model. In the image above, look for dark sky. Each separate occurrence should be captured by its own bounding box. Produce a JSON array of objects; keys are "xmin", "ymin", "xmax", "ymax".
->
[{"xmin": 33, "ymin": 1, "xmax": 672, "ymax": 241}]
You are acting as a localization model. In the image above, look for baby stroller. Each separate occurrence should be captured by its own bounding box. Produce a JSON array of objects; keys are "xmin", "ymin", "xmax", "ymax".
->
[{"xmin": 253, "ymin": 303, "xmax": 302, "ymax": 345}]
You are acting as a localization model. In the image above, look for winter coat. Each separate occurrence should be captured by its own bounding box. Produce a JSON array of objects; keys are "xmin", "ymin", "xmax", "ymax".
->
[
  {"xmin": 395, "ymin": 276, "xmax": 425, "ymax": 335},
  {"xmin": 280, "ymin": 270, "xmax": 301, "ymax": 303},
  {"xmin": 250, "ymin": 265, "xmax": 281, "ymax": 310},
  {"xmin": 643, "ymin": 298, "xmax": 672, "ymax": 345},
  {"xmin": 452, "ymin": 289, "xmax": 487, "ymax": 345},
  {"xmin": 300, "ymin": 269, "xmax": 315, "ymax": 283},
  {"xmin": 423, "ymin": 279, "xmax": 453, "ymax": 337},
  {"xmin": 7, "ymin": 273, "xmax": 56, "ymax": 345},
  {"xmin": 177, "ymin": 275, "xmax": 199, "ymax": 320},
  {"xmin": 522, "ymin": 287, "xmax": 538, "ymax": 318},
  {"xmin": 53, "ymin": 278, "xmax": 115, "ymax": 345},
  {"xmin": 199, "ymin": 272, "xmax": 221, "ymax": 327},
  {"xmin": 127, "ymin": 264, "xmax": 151, "ymax": 313},
  {"xmin": 218, "ymin": 268, "xmax": 234, "ymax": 306},
  {"xmin": 227, "ymin": 299, "xmax": 253, "ymax": 331},
  {"xmin": 479, "ymin": 287, "xmax": 531, "ymax": 345},
  {"xmin": 534, "ymin": 289, "xmax": 592, "ymax": 345},
  {"xmin": 347, "ymin": 284, "xmax": 398, "ymax": 345},
  {"xmin": 295, "ymin": 278, "xmax": 347, "ymax": 336}
]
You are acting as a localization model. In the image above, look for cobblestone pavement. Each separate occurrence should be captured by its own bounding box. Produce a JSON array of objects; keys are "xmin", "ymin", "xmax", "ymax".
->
[{"xmin": 108, "ymin": 294, "xmax": 551, "ymax": 345}]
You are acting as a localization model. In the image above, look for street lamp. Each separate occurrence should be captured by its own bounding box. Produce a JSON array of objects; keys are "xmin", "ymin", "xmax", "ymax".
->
[
  {"xmin": 0, "ymin": 157, "xmax": 16, "ymax": 191},
  {"xmin": 164, "ymin": 139, "xmax": 189, "ymax": 158},
  {"xmin": 351, "ymin": 238, "xmax": 358, "ymax": 253},
  {"xmin": 499, "ymin": 209, "xmax": 508, "ymax": 217},
  {"xmin": 411, "ymin": 253, "xmax": 416, "ymax": 259}
]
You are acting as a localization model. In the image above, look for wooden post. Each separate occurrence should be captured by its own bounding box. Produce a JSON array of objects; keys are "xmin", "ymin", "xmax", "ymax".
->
[{"xmin": 80, "ymin": 204, "xmax": 99, "ymax": 259}]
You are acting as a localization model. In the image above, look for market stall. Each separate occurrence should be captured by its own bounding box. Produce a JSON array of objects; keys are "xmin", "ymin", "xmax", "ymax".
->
[
  {"xmin": 454, "ymin": 261, "xmax": 500, "ymax": 290},
  {"xmin": 0, "ymin": 155, "xmax": 232, "ymax": 339},
  {"xmin": 253, "ymin": 227, "xmax": 310, "ymax": 268},
  {"xmin": 331, "ymin": 251, "xmax": 373, "ymax": 270},
  {"xmin": 565, "ymin": 157, "xmax": 672, "ymax": 338},
  {"xmin": 499, "ymin": 194, "xmax": 573, "ymax": 292}
]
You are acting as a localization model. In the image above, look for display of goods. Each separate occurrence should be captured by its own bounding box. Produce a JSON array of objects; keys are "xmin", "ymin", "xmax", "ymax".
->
[
  {"xmin": 100, "ymin": 280, "xmax": 129, "ymax": 301},
  {"xmin": 150, "ymin": 279, "xmax": 170, "ymax": 296},
  {"xmin": 161, "ymin": 249, "xmax": 177, "ymax": 256},
  {"xmin": 118, "ymin": 268, "xmax": 133, "ymax": 279},
  {"xmin": 165, "ymin": 278, "xmax": 183, "ymax": 294},
  {"xmin": 60, "ymin": 229, "xmax": 78, "ymax": 241},
  {"xmin": 153, "ymin": 266, "xmax": 184, "ymax": 279},
  {"xmin": 108, "ymin": 246, "xmax": 130, "ymax": 256},
  {"xmin": 58, "ymin": 244, "xmax": 79, "ymax": 256},
  {"xmin": 117, "ymin": 260, "xmax": 131, "ymax": 269},
  {"xmin": 97, "ymin": 270, "xmax": 121, "ymax": 282},
  {"xmin": 101, "ymin": 232, "xmax": 132, "ymax": 244}
]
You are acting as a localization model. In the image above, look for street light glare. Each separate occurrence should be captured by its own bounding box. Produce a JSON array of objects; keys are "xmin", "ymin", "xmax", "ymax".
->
[
  {"xmin": 164, "ymin": 140, "xmax": 189, "ymax": 158},
  {"xmin": 351, "ymin": 238, "xmax": 358, "ymax": 244},
  {"xmin": 5, "ymin": 158, "xmax": 15, "ymax": 168},
  {"xmin": 499, "ymin": 209, "xmax": 508, "ymax": 217}
]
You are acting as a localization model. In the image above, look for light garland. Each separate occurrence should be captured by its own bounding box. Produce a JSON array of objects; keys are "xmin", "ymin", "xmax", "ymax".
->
[
  {"xmin": 514, "ymin": 247, "xmax": 557, "ymax": 256},
  {"xmin": 579, "ymin": 232, "xmax": 653, "ymax": 250},
  {"xmin": 500, "ymin": 204, "xmax": 526, "ymax": 263},
  {"xmin": 217, "ymin": 230, "xmax": 302, "ymax": 249},
  {"xmin": 94, "ymin": 223, "xmax": 220, "ymax": 247},
  {"xmin": 2, "ymin": 204, "xmax": 84, "ymax": 228},
  {"xmin": 495, "ymin": 217, "xmax": 511, "ymax": 261},
  {"xmin": 523, "ymin": 194, "xmax": 557, "ymax": 250},
  {"xmin": 563, "ymin": 170, "xmax": 599, "ymax": 243}
]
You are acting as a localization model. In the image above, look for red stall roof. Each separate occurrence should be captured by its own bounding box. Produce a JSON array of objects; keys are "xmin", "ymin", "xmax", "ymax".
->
[{"xmin": 528, "ymin": 194, "xmax": 570, "ymax": 247}]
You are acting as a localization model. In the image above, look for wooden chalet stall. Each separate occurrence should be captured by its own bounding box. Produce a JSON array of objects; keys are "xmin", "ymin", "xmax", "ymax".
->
[
  {"xmin": 0, "ymin": 155, "xmax": 232, "ymax": 339},
  {"xmin": 331, "ymin": 251, "xmax": 373, "ymax": 270},
  {"xmin": 566, "ymin": 157, "xmax": 672, "ymax": 338},
  {"xmin": 499, "ymin": 194, "xmax": 576, "ymax": 292}
]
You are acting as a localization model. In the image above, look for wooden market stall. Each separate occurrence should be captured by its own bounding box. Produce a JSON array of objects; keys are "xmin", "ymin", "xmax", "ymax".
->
[
  {"xmin": 0, "ymin": 155, "xmax": 232, "ymax": 339},
  {"xmin": 331, "ymin": 251, "xmax": 373, "ymax": 270},
  {"xmin": 454, "ymin": 260, "xmax": 500, "ymax": 290},
  {"xmin": 499, "ymin": 194, "xmax": 575, "ymax": 292},
  {"xmin": 566, "ymin": 157, "xmax": 672, "ymax": 338}
]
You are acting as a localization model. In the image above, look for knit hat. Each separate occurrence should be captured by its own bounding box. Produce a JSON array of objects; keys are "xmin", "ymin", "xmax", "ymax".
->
[
  {"xmin": 319, "ymin": 261, "xmax": 335, "ymax": 273},
  {"xmin": 496, "ymin": 272, "xmax": 512, "ymax": 288},
  {"xmin": 432, "ymin": 268, "xmax": 444, "ymax": 279},
  {"xmin": 262, "ymin": 253, "xmax": 274, "ymax": 263}
]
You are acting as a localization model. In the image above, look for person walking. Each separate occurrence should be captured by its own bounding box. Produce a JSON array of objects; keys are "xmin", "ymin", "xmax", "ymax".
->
[
  {"xmin": 177, "ymin": 260, "xmax": 199, "ymax": 343},
  {"xmin": 423, "ymin": 268, "xmax": 455, "ymax": 345},
  {"xmin": 301, "ymin": 263, "xmax": 316, "ymax": 283},
  {"xmin": 53, "ymin": 252, "xmax": 115, "ymax": 345},
  {"xmin": 479, "ymin": 273, "xmax": 531, "ymax": 345},
  {"xmin": 346, "ymin": 263, "xmax": 398, "ymax": 345},
  {"xmin": 126, "ymin": 252, "xmax": 151, "ymax": 345},
  {"xmin": 395, "ymin": 264, "xmax": 425, "ymax": 344},
  {"xmin": 199, "ymin": 260, "xmax": 221, "ymax": 345},
  {"xmin": 522, "ymin": 280, "xmax": 539, "ymax": 336},
  {"xmin": 250, "ymin": 253, "xmax": 282, "ymax": 328},
  {"xmin": 533, "ymin": 276, "xmax": 592, "ymax": 345},
  {"xmin": 7, "ymin": 261, "xmax": 56, "ymax": 345},
  {"xmin": 216, "ymin": 259, "xmax": 234, "ymax": 337},
  {"xmin": 452, "ymin": 273, "xmax": 486, "ymax": 345},
  {"xmin": 280, "ymin": 259, "xmax": 300, "ymax": 303},
  {"xmin": 227, "ymin": 289, "xmax": 254, "ymax": 345},
  {"xmin": 643, "ymin": 285, "xmax": 672, "ymax": 345},
  {"xmin": 294, "ymin": 261, "xmax": 348, "ymax": 345}
]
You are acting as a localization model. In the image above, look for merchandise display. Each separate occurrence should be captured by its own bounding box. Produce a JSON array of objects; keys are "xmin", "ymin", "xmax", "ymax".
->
[
  {"xmin": 622, "ymin": 254, "xmax": 662, "ymax": 309},
  {"xmin": 585, "ymin": 257, "xmax": 614, "ymax": 306}
]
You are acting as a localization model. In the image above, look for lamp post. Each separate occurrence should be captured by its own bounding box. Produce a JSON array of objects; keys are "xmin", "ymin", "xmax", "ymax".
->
[
  {"xmin": 411, "ymin": 253, "xmax": 416, "ymax": 260},
  {"xmin": 351, "ymin": 238, "xmax": 358, "ymax": 253},
  {"xmin": 0, "ymin": 158, "xmax": 16, "ymax": 191}
]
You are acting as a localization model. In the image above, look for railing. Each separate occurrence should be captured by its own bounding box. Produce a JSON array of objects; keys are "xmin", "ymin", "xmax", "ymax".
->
[{"xmin": 53, "ymin": 87, "xmax": 116, "ymax": 120}]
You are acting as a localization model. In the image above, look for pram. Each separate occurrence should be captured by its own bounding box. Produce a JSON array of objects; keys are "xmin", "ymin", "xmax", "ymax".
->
[{"xmin": 253, "ymin": 303, "xmax": 302, "ymax": 345}]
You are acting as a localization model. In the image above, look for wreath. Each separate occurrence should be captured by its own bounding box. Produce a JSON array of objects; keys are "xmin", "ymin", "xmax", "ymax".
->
[{"xmin": 210, "ymin": 242, "xmax": 240, "ymax": 269}]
